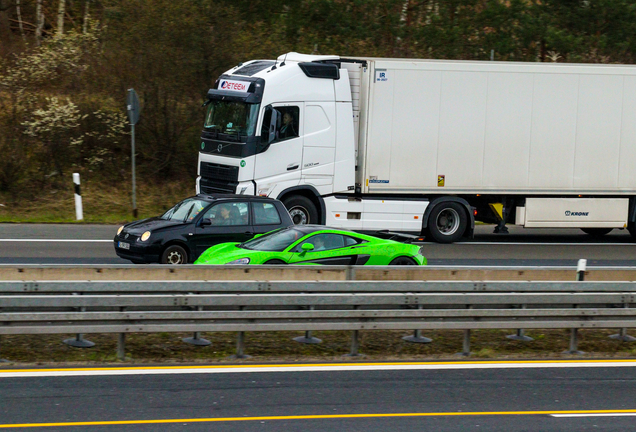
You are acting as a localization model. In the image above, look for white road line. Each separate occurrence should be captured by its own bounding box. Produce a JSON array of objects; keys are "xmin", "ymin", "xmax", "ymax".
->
[
  {"xmin": 551, "ymin": 413, "xmax": 636, "ymax": 417},
  {"xmin": 2, "ymin": 360, "xmax": 636, "ymax": 378},
  {"xmin": 0, "ymin": 239, "xmax": 111, "ymax": 242}
]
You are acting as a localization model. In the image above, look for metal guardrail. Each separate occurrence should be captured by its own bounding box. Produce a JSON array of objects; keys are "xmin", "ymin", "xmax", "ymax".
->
[
  {"xmin": 3, "ymin": 264, "xmax": 636, "ymax": 281},
  {"xmin": 1, "ymin": 279, "xmax": 635, "ymax": 360}
]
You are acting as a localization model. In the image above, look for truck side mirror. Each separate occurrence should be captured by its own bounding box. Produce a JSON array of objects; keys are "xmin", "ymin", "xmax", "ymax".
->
[{"xmin": 268, "ymin": 109, "xmax": 279, "ymax": 144}]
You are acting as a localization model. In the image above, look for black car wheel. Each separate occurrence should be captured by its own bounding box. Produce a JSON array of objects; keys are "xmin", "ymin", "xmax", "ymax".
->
[
  {"xmin": 264, "ymin": 259, "xmax": 286, "ymax": 265},
  {"xmin": 161, "ymin": 245, "xmax": 188, "ymax": 265},
  {"xmin": 389, "ymin": 256, "xmax": 418, "ymax": 265}
]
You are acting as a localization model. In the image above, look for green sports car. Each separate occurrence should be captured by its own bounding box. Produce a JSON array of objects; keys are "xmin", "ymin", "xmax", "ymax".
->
[{"xmin": 194, "ymin": 225, "xmax": 427, "ymax": 266}]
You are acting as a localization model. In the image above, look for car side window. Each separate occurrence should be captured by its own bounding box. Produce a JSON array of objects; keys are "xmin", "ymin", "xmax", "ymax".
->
[
  {"xmin": 202, "ymin": 202, "xmax": 249, "ymax": 226},
  {"xmin": 253, "ymin": 202, "xmax": 282, "ymax": 225},
  {"xmin": 293, "ymin": 233, "xmax": 346, "ymax": 252},
  {"xmin": 344, "ymin": 236, "xmax": 366, "ymax": 246}
]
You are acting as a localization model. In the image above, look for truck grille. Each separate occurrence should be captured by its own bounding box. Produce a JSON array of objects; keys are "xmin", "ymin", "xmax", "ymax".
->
[
  {"xmin": 200, "ymin": 162, "xmax": 239, "ymax": 182},
  {"xmin": 200, "ymin": 177, "xmax": 238, "ymax": 194}
]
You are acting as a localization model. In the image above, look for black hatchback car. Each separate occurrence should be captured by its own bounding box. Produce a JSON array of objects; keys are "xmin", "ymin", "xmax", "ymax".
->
[{"xmin": 114, "ymin": 194, "xmax": 294, "ymax": 264}]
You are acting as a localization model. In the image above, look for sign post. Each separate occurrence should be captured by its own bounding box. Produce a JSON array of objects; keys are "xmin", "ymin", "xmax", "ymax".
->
[{"xmin": 126, "ymin": 89, "xmax": 141, "ymax": 218}]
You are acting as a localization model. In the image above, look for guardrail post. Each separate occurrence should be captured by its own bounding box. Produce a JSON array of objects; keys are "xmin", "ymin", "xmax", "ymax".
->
[
  {"xmin": 403, "ymin": 305, "xmax": 432, "ymax": 343},
  {"xmin": 117, "ymin": 333, "xmax": 126, "ymax": 361},
  {"xmin": 63, "ymin": 294, "xmax": 95, "ymax": 348},
  {"xmin": 565, "ymin": 259, "xmax": 586, "ymax": 355},
  {"xmin": 231, "ymin": 306, "xmax": 250, "ymax": 359},
  {"xmin": 183, "ymin": 306, "xmax": 211, "ymax": 346},
  {"xmin": 456, "ymin": 305, "xmax": 472, "ymax": 356},
  {"xmin": 609, "ymin": 303, "xmax": 636, "ymax": 342},
  {"xmin": 293, "ymin": 306, "xmax": 322, "ymax": 344},
  {"xmin": 234, "ymin": 331, "xmax": 250, "ymax": 359},
  {"xmin": 344, "ymin": 305, "xmax": 363, "ymax": 357},
  {"xmin": 506, "ymin": 304, "xmax": 533, "ymax": 342}
]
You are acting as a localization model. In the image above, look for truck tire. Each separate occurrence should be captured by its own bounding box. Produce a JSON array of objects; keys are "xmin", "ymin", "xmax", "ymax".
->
[
  {"xmin": 427, "ymin": 202, "xmax": 468, "ymax": 243},
  {"xmin": 161, "ymin": 245, "xmax": 188, "ymax": 264},
  {"xmin": 283, "ymin": 195, "xmax": 318, "ymax": 225},
  {"xmin": 581, "ymin": 228, "xmax": 613, "ymax": 237}
]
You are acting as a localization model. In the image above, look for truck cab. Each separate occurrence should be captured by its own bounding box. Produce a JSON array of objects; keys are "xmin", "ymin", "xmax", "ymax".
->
[{"xmin": 197, "ymin": 53, "xmax": 358, "ymax": 225}]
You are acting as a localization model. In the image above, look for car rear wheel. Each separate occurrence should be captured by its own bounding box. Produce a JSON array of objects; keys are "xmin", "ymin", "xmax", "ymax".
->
[
  {"xmin": 389, "ymin": 256, "xmax": 418, "ymax": 266},
  {"xmin": 264, "ymin": 259, "xmax": 286, "ymax": 265},
  {"xmin": 161, "ymin": 245, "xmax": 188, "ymax": 265}
]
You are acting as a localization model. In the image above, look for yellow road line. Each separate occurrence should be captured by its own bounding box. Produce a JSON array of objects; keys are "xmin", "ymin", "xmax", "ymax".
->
[
  {"xmin": 3, "ymin": 359, "xmax": 636, "ymax": 374},
  {"xmin": 2, "ymin": 410, "xmax": 636, "ymax": 428}
]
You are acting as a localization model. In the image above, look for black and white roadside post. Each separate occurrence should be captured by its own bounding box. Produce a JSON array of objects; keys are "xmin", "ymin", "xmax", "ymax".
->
[
  {"xmin": 73, "ymin": 173, "xmax": 83, "ymax": 220},
  {"xmin": 127, "ymin": 89, "xmax": 141, "ymax": 219},
  {"xmin": 565, "ymin": 259, "xmax": 587, "ymax": 355}
]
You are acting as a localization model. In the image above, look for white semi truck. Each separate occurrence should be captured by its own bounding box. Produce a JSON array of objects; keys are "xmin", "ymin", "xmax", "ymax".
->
[{"xmin": 196, "ymin": 52, "xmax": 636, "ymax": 242}]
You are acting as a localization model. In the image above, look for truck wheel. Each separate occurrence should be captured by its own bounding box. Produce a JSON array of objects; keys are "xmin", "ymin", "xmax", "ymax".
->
[
  {"xmin": 427, "ymin": 202, "xmax": 468, "ymax": 243},
  {"xmin": 161, "ymin": 245, "xmax": 188, "ymax": 264},
  {"xmin": 283, "ymin": 195, "xmax": 318, "ymax": 225},
  {"xmin": 581, "ymin": 228, "xmax": 613, "ymax": 237}
]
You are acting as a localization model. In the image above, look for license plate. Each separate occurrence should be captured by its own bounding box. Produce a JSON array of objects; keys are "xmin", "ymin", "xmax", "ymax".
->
[{"xmin": 118, "ymin": 241, "xmax": 130, "ymax": 250}]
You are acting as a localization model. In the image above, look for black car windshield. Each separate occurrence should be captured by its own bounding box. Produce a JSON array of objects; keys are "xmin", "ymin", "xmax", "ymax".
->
[
  {"xmin": 239, "ymin": 227, "xmax": 306, "ymax": 251},
  {"xmin": 204, "ymin": 100, "xmax": 259, "ymax": 142},
  {"xmin": 161, "ymin": 198, "xmax": 209, "ymax": 222}
]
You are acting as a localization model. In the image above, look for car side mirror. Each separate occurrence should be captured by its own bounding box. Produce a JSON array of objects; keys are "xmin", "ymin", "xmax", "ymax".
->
[
  {"xmin": 300, "ymin": 243, "xmax": 314, "ymax": 255},
  {"xmin": 201, "ymin": 218, "xmax": 212, "ymax": 226}
]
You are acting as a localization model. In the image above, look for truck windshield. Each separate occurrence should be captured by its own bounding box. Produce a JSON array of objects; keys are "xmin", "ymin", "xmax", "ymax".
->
[{"xmin": 204, "ymin": 100, "xmax": 260, "ymax": 142}]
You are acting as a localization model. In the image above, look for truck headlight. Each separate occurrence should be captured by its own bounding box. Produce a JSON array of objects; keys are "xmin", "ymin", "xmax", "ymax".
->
[
  {"xmin": 140, "ymin": 231, "xmax": 151, "ymax": 242},
  {"xmin": 228, "ymin": 257, "xmax": 250, "ymax": 265},
  {"xmin": 117, "ymin": 226, "xmax": 124, "ymax": 235}
]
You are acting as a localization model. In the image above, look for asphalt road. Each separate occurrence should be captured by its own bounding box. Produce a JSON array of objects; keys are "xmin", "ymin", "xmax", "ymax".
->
[
  {"xmin": 1, "ymin": 223, "xmax": 636, "ymax": 266},
  {"xmin": 1, "ymin": 362, "xmax": 636, "ymax": 431}
]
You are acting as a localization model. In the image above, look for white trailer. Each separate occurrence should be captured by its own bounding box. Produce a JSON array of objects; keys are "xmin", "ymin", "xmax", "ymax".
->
[{"xmin": 196, "ymin": 53, "xmax": 636, "ymax": 242}]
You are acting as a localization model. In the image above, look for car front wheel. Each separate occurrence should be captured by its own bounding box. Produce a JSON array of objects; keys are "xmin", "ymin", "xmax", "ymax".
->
[{"xmin": 161, "ymin": 245, "xmax": 188, "ymax": 265}]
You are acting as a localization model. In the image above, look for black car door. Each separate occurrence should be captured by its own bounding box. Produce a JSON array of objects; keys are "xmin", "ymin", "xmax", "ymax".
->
[{"xmin": 192, "ymin": 201, "xmax": 253, "ymax": 259}]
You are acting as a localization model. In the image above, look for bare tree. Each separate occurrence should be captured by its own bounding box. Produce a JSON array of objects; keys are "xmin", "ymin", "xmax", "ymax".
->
[
  {"xmin": 83, "ymin": 0, "xmax": 90, "ymax": 34},
  {"xmin": 56, "ymin": 0, "xmax": 65, "ymax": 36},
  {"xmin": 16, "ymin": 0, "xmax": 27, "ymax": 42},
  {"xmin": 35, "ymin": 0, "xmax": 44, "ymax": 45}
]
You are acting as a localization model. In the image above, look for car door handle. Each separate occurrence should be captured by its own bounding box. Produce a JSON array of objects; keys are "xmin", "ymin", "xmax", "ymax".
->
[{"xmin": 287, "ymin": 164, "xmax": 299, "ymax": 171}]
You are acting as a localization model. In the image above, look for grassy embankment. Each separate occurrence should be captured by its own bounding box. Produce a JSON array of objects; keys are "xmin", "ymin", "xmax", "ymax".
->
[
  {"xmin": 2, "ymin": 329, "xmax": 636, "ymax": 365},
  {"xmin": 0, "ymin": 181, "xmax": 194, "ymax": 224}
]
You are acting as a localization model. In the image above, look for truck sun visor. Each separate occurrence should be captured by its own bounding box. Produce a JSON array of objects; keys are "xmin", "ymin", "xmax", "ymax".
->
[
  {"xmin": 298, "ymin": 62, "xmax": 340, "ymax": 80},
  {"xmin": 207, "ymin": 77, "xmax": 265, "ymax": 103}
]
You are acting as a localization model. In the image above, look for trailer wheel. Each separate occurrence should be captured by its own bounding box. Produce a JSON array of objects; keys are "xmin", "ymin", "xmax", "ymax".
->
[
  {"xmin": 581, "ymin": 228, "xmax": 613, "ymax": 237},
  {"xmin": 427, "ymin": 202, "xmax": 468, "ymax": 243},
  {"xmin": 283, "ymin": 195, "xmax": 318, "ymax": 225},
  {"xmin": 161, "ymin": 245, "xmax": 188, "ymax": 265}
]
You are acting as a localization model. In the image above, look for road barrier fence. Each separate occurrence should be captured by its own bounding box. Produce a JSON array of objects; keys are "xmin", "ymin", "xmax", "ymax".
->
[{"xmin": 1, "ymin": 267, "xmax": 636, "ymax": 360}]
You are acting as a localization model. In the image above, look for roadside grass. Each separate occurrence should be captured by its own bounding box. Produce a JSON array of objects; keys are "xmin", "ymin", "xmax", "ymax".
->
[
  {"xmin": 2, "ymin": 329, "xmax": 636, "ymax": 365},
  {"xmin": 0, "ymin": 181, "xmax": 194, "ymax": 224}
]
